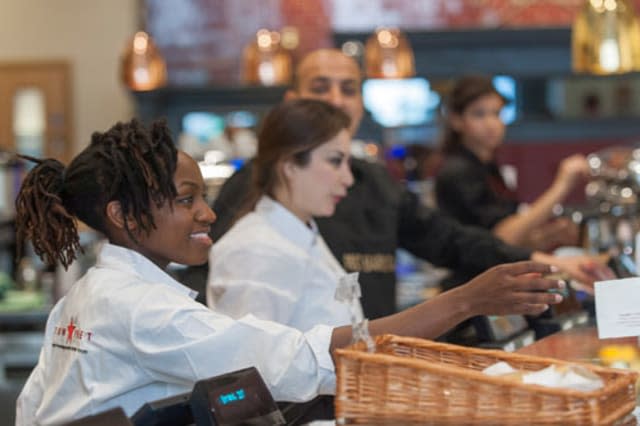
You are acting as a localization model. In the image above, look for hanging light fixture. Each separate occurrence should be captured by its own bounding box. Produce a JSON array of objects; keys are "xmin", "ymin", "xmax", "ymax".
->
[
  {"xmin": 241, "ymin": 29, "xmax": 293, "ymax": 86},
  {"xmin": 364, "ymin": 27, "xmax": 415, "ymax": 79},
  {"xmin": 572, "ymin": 0, "xmax": 640, "ymax": 74},
  {"xmin": 121, "ymin": 31, "xmax": 168, "ymax": 91}
]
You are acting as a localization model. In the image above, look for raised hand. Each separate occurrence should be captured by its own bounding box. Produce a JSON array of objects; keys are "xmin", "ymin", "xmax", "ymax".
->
[
  {"xmin": 532, "ymin": 251, "xmax": 615, "ymax": 288},
  {"xmin": 524, "ymin": 217, "xmax": 580, "ymax": 252},
  {"xmin": 554, "ymin": 154, "xmax": 589, "ymax": 192}
]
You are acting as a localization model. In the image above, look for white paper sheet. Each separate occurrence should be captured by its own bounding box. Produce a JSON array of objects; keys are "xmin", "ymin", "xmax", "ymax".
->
[{"xmin": 595, "ymin": 277, "xmax": 640, "ymax": 338}]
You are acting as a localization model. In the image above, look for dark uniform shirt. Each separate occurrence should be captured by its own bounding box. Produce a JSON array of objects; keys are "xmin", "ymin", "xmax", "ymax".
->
[
  {"xmin": 435, "ymin": 145, "xmax": 519, "ymax": 230},
  {"xmin": 198, "ymin": 157, "xmax": 531, "ymax": 319}
]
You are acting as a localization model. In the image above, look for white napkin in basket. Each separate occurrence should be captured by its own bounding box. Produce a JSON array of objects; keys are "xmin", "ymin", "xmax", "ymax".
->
[
  {"xmin": 482, "ymin": 361, "xmax": 518, "ymax": 376},
  {"xmin": 523, "ymin": 365, "xmax": 604, "ymax": 391},
  {"xmin": 482, "ymin": 362, "xmax": 604, "ymax": 391}
]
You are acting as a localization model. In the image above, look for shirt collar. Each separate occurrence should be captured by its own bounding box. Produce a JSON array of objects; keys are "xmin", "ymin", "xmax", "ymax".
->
[
  {"xmin": 255, "ymin": 196, "xmax": 318, "ymax": 250},
  {"xmin": 96, "ymin": 242, "xmax": 198, "ymax": 299}
]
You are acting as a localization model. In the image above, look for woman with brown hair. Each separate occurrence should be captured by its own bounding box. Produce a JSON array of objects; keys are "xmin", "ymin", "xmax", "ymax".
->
[
  {"xmin": 207, "ymin": 98, "xmax": 565, "ymax": 332},
  {"xmin": 436, "ymin": 75, "xmax": 589, "ymax": 252}
]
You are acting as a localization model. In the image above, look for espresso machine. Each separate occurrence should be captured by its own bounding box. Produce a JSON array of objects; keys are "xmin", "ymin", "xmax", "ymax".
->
[
  {"xmin": 491, "ymin": 147, "xmax": 640, "ymax": 341},
  {"xmin": 583, "ymin": 146, "xmax": 640, "ymax": 277},
  {"xmin": 538, "ymin": 145, "xmax": 640, "ymax": 327}
]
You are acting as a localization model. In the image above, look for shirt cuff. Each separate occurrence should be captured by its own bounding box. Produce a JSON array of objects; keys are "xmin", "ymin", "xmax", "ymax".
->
[
  {"xmin": 507, "ymin": 244, "xmax": 533, "ymax": 262},
  {"xmin": 303, "ymin": 324, "xmax": 336, "ymax": 395}
]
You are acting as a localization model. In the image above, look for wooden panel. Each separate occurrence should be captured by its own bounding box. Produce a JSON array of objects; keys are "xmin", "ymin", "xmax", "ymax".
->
[
  {"xmin": 0, "ymin": 62, "xmax": 72, "ymax": 162},
  {"xmin": 0, "ymin": 82, "xmax": 10, "ymax": 156}
]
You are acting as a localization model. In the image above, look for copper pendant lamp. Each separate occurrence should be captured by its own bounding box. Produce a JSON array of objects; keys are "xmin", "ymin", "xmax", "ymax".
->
[
  {"xmin": 364, "ymin": 28, "xmax": 415, "ymax": 79},
  {"xmin": 121, "ymin": 31, "xmax": 168, "ymax": 91},
  {"xmin": 242, "ymin": 29, "xmax": 293, "ymax": 86},
  {"xmin": 572, "ymin": 0, "xmax": 640, "ymax": 74}
]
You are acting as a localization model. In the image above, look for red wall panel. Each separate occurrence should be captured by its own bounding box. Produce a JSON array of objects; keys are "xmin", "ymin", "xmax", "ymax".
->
[{"xmin": 497, "ymin": 138, "xmax": 637, "ymax": 204}]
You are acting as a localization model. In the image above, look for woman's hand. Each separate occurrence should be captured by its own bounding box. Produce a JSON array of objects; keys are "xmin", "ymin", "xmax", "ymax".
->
[
  {"xmin": 554, "ymin": 154, "xmax": 590, "ymax": 193},
  {"xmin": 531, "ymin": 252, "xmax": 615, "ymax": 288},
  {"xmin": 458, "ymin": 261, "xmax": 565, "ymax": 317},
  {"xmin": 339, "ymin": 261, "xmax": 565, "ymax": 345},
  {"xmin": 524, "ymin": 217, "xmax": 580, "ymax": 252}
]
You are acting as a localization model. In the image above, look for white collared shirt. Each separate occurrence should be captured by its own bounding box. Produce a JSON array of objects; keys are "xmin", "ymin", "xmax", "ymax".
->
[
  {"xmin": 208, "ymin": 196, "xmax": 351, "ymax": 331},
  {"xmin": 16, "ymin": 243, "xmax": 335, "ymax": 425}
]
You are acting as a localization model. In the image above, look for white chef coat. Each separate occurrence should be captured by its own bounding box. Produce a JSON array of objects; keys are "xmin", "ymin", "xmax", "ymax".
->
[
  {"xmin": 16, "ymin": 243, "xmax": 335, "ymax": 426},
  {"xmin": 208, "ymin": 196, "xmax": 351, "ymax": 331}
]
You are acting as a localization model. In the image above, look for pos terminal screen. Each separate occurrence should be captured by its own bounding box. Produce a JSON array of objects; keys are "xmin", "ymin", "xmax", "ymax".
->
[{"xmin": 204, "ymin": 367, "xmax": 281, "ymax": 425}]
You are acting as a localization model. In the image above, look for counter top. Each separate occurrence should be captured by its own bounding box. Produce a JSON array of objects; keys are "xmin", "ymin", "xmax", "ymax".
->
[{"xmin": 517, "ymin": 326, "xmax": 638, "ymax": 362}]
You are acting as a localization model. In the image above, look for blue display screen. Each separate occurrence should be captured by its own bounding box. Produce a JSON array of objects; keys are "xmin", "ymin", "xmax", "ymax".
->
[
  {"xmin": 362, "ymin": 75, "xmax": 517, "ymax": 128},
  {"xmin": 363, "ymin": 77, "xmax": 440, "ymax": 127},
  {"xmin": 493, "ymin": 75, "xmax": 517, "ymax": 125},
  {"xmin": 204, "ymin": 366, "xmax": 282, "ymax": 424},
  {"xmin": 218, "ymin": 388, "xmax": 246, "ymax": 405}
]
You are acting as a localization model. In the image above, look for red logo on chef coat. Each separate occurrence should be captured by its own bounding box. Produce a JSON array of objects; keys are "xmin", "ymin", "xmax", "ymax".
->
[
  {"xmin": 54, "ymin": 317, "xmax": 93, "ymax": 343},
  {"xmin": 66, "ymin": 319, "xmax": 76, "ymax": 342}
]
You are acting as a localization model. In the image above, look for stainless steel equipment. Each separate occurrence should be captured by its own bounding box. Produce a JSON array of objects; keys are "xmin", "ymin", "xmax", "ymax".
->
[{"xmin": 585, "ymin": 146, "xmax": 640, "ymax": 276}]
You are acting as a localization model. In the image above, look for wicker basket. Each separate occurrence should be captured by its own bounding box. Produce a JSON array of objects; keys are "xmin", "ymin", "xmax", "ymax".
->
[{"xmin": 334, "ymin": 334, "xmax": 638, "ymax": 425}]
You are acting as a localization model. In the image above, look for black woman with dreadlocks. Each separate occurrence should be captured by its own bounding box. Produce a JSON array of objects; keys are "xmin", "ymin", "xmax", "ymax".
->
[{"xmin": 15, "ymin": 118, "xmax": 564, "ymax": 425}]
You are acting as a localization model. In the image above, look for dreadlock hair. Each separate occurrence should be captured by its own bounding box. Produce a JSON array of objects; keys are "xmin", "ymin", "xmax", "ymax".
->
[
  {"xmin": 15, "ymin": 118, "xmax": 178, "ymax": 270},
  {"xmin": 235, "ymin": 99, "xmax": 351, "ymax": 222}
]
